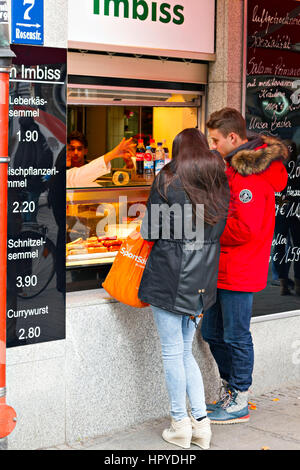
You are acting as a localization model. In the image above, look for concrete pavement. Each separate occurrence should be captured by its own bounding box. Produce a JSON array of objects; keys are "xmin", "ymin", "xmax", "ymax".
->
[{"xmin": 42, "ymin": 384, "xmax": 300, "ymax": 451}]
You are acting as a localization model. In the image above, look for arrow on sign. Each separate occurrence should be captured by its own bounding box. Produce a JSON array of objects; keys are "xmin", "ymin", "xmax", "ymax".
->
[{"xmin": 16, "ymin": 23, "xmax": 41, "ymax": 28}]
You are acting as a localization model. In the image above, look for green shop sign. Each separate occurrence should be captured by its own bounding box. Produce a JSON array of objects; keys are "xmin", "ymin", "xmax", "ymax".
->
[{"xmin": 93, "ymin": 0, "xmax": 185, "ymax": 25}]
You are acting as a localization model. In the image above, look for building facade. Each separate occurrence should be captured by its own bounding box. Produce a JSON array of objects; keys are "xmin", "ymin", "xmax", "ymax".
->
[{"xmin": 4, "ymin": 0, "xmax": 300, "ymax": 449}]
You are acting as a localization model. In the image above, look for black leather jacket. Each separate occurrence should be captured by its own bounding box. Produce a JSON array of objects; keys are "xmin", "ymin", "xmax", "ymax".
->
[{"xmin": 138, "ymin": 168, "xmax": 229, "ymax": 315}]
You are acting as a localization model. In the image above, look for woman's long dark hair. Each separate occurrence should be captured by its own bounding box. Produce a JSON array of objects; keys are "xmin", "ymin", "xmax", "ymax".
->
[{"xmin": 156, "ymin": 128, "xmax": 230, "ymax": 226}]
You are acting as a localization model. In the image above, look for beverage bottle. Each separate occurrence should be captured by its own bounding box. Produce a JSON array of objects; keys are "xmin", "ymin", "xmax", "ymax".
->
[
  {"xmin": 150, "ymin": 138, "xmax": 156, "ymax": 155},
  {"xmin": 163, "ymin": 139, "xmax": 170, "ymax": 165},
  {"xmin": 144, "ymin": 146, "xmax": 154, "ymax": 176},
  {"xmin": 136, "ymin": 139, "xmax": 145, "ymax": 175},
  {"xmin": 155, "ymin": 142, "xmax": 165, "ymax": 176}
]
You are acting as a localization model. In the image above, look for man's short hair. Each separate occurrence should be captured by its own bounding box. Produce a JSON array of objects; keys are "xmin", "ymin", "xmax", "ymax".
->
[
  {"xmin": 206, "ymin": 108, "xmax": 247, "ymax": 140},
  {"xmin": 67, "ymin": 131, "xmax": 88, "ymax": 148}
]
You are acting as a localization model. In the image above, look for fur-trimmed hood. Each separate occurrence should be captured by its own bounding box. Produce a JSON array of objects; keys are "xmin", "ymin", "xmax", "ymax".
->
[
  {"xmin": 226, "ymin": 135, "xmax": 288, "ymax": 177},
  {"xmin": 219, "ymin": 134, "xmax": 288, "ymax": 293}
]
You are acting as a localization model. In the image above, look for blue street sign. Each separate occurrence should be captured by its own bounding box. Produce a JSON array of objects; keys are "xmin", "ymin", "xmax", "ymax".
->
[{"xmin": 11, "ymin": 0, "xmax": 44, "ymax": 45}]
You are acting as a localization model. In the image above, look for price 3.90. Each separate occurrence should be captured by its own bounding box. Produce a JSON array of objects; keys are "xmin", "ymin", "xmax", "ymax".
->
[{"xmin": 16, "ymin": 274, "xmax": 38, "ymax": 288}]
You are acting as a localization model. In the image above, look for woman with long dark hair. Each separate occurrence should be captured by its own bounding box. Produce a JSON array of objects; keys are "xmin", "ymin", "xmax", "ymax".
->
[{"xmin": 139, "ymin": 128, "xmax": 230, "ymax": 449}]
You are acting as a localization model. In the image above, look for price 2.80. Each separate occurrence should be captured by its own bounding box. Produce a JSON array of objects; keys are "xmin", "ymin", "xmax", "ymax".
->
[{"xmin": 18, "ymin": 327, "xmax": 41, "ymax": 341}]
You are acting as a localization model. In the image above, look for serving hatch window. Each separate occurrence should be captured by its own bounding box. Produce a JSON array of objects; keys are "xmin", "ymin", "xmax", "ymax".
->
[{"xmin": 67, "ymin": 85, "xmax": 202, "ymax": 168}]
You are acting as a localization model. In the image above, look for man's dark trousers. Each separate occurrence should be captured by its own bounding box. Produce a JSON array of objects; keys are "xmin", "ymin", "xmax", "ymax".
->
[{"xmin": 201, "ymin": 289, "xmax": 254, "ymax": 392}]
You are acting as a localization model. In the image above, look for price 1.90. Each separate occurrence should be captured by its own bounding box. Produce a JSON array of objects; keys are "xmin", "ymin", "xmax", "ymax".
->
[{"xmin": 17, "ymin": 130, "xmax": 39, "ymax": 142}]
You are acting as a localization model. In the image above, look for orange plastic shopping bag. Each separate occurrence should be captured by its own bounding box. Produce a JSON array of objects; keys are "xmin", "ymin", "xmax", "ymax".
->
[{"xmin": 102, "ymin": 230, "xmax": 154, "ymax": 308}]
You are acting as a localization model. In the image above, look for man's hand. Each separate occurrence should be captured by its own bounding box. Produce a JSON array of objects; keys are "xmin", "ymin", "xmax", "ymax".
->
[
  {"xmin": 115, "ymin": 137, "xmax": 136, "ymax": 157},
  {"xmin": 104, "ymin": 138, "xmax": 136, "ymax": 167}
]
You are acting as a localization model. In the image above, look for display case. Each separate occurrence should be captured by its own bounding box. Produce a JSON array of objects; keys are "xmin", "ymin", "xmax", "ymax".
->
[
  {"xmin": 66, "ymin": 177, "xmax": 152, "ymax": 291},
  {"xmin": 66, "ymin": 82, "xmax": 205, "ymax": 291}
]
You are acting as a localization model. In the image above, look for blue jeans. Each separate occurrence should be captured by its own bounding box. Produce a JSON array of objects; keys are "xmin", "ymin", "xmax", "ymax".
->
[
  {"xmin": 151, "ymin": 305, "xmax": 206, "ymax": 421},
  {"xmin": 201, "ymin": 289, "xmax": 254, "ymax": 392}
]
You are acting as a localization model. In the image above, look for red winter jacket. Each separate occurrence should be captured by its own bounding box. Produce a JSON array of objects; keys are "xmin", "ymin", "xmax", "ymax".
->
[{"xmin": 218, "ymin": 136, "xmax": 288, "ymax": 292}]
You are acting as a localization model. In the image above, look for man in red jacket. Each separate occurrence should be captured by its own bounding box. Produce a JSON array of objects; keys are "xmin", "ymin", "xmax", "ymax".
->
[{"xmin": 201, "ymin": 108, "xmax": 288, "ymax": 424}]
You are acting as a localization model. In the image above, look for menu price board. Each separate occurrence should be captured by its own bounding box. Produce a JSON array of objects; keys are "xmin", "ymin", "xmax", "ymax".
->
[
  {"xmin": 245, "ymin": 0, "xmax": 300, "ymax": 144},
  {"xmin": 245, "ymin": 0, "xmax": 300, "ymax": 316},
  {"xmin": 7, "ymin": 45, "xmax": 66, "ymax": 347}
]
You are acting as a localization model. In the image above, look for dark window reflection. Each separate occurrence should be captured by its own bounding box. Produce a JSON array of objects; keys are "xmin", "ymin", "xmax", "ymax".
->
[{"xmin": 253, "ymin": 141, "xmax": 300, "ymax": 316}]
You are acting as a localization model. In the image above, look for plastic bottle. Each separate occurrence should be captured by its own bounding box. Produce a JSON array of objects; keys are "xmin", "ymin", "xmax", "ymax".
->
[
  {"xmin": 150, "ymin": 138, "xmax": 156, "ymax": 155},
  {"xmin": 163, "ymin": 139, "xmax": 170, "ymax": 165},
  {"xmin": 136, "ymin": 139, "xmax": 145, "ymax": 175},
  {"xmin": 144, "ymin": 146, "xmax": 154, "ymax": 176},
  {"xmin": 155, "ymin": 142, "xmax": 165, "ymax": 176}
]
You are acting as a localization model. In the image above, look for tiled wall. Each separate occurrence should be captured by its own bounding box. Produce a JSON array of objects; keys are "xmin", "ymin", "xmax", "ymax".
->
[{"xmin": 107, "ymin": 106, "xmax": 125, "ymax": 169}]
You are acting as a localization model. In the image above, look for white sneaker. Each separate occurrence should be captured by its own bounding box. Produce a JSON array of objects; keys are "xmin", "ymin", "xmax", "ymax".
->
[
  {"xmin": 162, "ymin": 417, "xmax": 192, "ymax": 449},
  {"xmin": 190, "ymin": 415, "xmax": 212, "ymax": 449}
]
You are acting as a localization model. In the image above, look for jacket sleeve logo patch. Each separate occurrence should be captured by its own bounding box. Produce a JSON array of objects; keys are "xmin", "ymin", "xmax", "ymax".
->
[{"xmin": 239, "ymin": 189, "xmax": 253, "ymax": 203}]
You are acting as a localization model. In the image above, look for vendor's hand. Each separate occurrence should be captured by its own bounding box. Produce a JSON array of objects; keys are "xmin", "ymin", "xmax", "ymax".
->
[
  {"xmin": 104, "ymin": 137, "xmax": 136, "ymax": 167},
  {"xmin": 123, "ymin": 151, "xmax": 135, "ymax": 169},
  {"xmin": 112, "ymin": 137, "xmax": 136, "ymax": 159}
]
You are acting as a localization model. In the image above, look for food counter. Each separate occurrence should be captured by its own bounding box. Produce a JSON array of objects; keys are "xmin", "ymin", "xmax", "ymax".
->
[
  {"xmin": 66, "ymin": 174, "xmax": 153, "ymax": 290},
  {"xmin": 66, "ymin": 81, "xmax": 203, "ymax": 290}
]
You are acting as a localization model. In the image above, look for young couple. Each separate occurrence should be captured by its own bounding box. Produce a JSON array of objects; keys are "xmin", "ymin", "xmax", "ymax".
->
[{"xmin": 138, "ymin": 108, "xmax": 288, "ymax": 449}]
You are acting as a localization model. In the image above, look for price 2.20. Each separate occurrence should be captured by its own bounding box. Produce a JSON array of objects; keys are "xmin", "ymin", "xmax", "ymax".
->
[{"xmin": 12, "ymin": 200, "xmax": 36, "ymax": 214}]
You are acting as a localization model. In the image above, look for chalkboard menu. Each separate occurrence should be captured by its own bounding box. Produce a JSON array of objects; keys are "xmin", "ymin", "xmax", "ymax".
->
[
  {"xmin": 245, "ymin": 0, "xmax": 300, "ymax": 316},
  {"xmin": 7, "ymin": 45, "xmax": 66, "ymax": 347}
]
